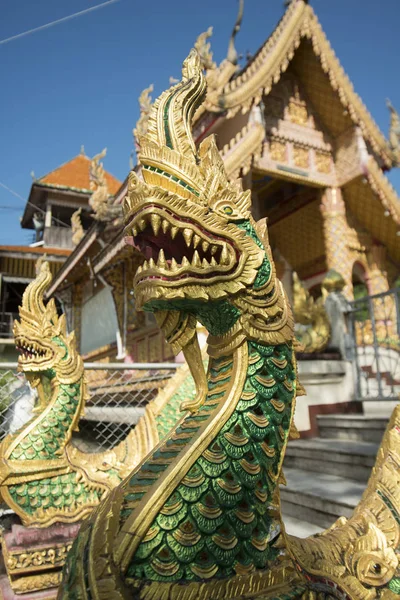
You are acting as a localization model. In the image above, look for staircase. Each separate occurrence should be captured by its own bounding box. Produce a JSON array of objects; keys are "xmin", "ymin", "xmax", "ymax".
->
[{"xmin": 281, "ymin": 413, "xmax": 388, "ymax": 536}]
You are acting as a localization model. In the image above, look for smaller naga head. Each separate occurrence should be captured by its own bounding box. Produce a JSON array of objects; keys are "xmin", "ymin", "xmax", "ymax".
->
[
  {"xmin": 13, "ymin": 262, "xmax": 81, "ymax": 383},
  {"xmin": 123, "ymin": 50, "xmax": 293, "ymax": 346},
  {"xmin": 344, "ymin": 522, "xmax": 398, "ymax": 588}
]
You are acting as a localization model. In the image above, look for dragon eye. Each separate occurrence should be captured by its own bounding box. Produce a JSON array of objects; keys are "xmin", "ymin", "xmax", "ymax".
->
[{"xmin": 223, "ymin": 206, "xmax": 233, "ymax": 215}]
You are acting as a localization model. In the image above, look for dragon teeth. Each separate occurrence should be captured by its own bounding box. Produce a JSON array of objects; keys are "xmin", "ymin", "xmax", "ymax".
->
[
  {"xmin": 150, "ymin": 214, "xmax": 161, "ymax": 236},
  {"xmin": 157, "ymin": 249, "xmax": 167, "ymax": 268},
  {"xmin": 170, "ymin": 226, "xmax": 178, "ymax": 239},
  {"xmin": 161, "ymin": 219, "xmax": 169, "ymax": 234},
  {"xmin": 171, "ymin": 257, "xmax": 178, "ymax": 270},
  {"xmin": 202, "ymin": 258, "xmax": 209, "ymax": 268},
  {"xmin": 136, "ymin": 264, "xmax": 143, "ymax": 275},
  {"xmin": 192, "ymin": 234, "xmax": 201, "ymax": 249},
  {"xmin": 210, "ymin": 245, "xmax": 218, "ymax": 256},
  {"xmin": 132, "ymin": 226, "xmax": 138, "ymax": 237},
  {"xmin": 181, "ymin": 256, "xmax": 190, "ymax": 268},
  {"xmin": 221, "ymin": 246, "xmax": 229, "ymax": 265},
  {"xmin": 202, "ymin": 240, "xmax": 209, "ymax": 252},
  {"xmin": 138, "ymin": 218, "xmax": 146, "ymax": 232},
  {"xmin": 183, "ymin": 228, "xmax": 193, "ymax": 247},
  {"xmin": 149, "ymin": 257, "xmax": 156, "ymax": 269},
  {"xmin": 192, "ymin": 250, "xmax": 201, "ymax": 268}
]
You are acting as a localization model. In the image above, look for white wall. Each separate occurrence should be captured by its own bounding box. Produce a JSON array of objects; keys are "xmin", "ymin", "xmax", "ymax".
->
[{"xmin": 81, "ymin": 286, "xmax": 118, "ymax": 354}]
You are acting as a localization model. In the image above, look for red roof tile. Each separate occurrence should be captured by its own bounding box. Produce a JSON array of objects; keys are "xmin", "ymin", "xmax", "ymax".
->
[
  {"xmin": 0, "ymin": 245, "xmax": 71, "ymax": 256},
  {"xmin": 39, "ymin": 154, "xmax": 121, "ymax": 195}
]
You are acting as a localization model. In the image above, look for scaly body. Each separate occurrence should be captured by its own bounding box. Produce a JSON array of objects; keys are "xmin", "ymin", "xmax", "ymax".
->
[
  {"xmin": 59, "ymin": 51, "xmax": 400, "ymax": 600},
  {"xmin": 0, "ymin": 263, "xmax": 197, "ymax": 527}
]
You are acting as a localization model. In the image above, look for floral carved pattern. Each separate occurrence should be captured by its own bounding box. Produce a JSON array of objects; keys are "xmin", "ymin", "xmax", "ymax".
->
[
  {"xmin": 288, "ymin": 99, "xmax": 308, "ymax": 126},
  {"xmin": 315, "ymin": 151, "xmax": 331, "ymax": 174},
  {"xmin": 269, "ymin": 140, "xmax": 287, "ymax": 163},
  {"xmin": 293, "ymin": 145, "xmax": 309, "ymax": 169}
]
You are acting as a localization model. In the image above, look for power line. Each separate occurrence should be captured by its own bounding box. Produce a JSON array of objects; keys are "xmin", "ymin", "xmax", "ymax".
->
[
  {"xmin": 0, "ymin": 179, "xmax": 69, "ymax": 228},
  {"xmin": 0, "ymin": 0, "xmax": 120, "ymax": 46},
  {"xmin": 0, "ymin": 181, "xmax": 25, "ymax": 202}
]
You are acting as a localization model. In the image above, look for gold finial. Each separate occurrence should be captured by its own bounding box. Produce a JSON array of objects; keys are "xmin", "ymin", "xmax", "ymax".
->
[
  {"xmin": 387, "ymin": 98, "xmax": 400, "ymax": 165},
  {"xmin": 71, "ymin": 207, "xmax": 85, "ymax": 246},
  {"xmin": 321, "ymin": 269, "xmax": 346, "ymax": 296},
  {"xmin": 227, "ymin": 0, "xmax": 244, "ymax": 66},
  {"xmin": 89, "ymin": 149, "xmax": 109, "ymax": 219},
  {"xmin": 133, "ymin": 84, "xmax": 154, "ymax": 147},
  {"xmin": 80, "ymin": 144, "xmax": 85, "ymax": 156},
  {"xmin": 89, "ymin": 149, "xmax": 121, "ymax": 222},
  {"xmin": 194, "ymin": 26, "xmax": 216, "ymax": 70}
]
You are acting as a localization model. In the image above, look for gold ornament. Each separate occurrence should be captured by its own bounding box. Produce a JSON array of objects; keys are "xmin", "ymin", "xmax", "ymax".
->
[
  {"xmin": 292, "ymin": 272, "xmax": 330, "ymax": 353},
  {"xmin": 58, "ymin": 49, "xmax": 400, "ymax": 600}
]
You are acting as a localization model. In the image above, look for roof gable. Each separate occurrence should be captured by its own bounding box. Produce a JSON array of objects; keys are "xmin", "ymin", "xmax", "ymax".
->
[
  {"xmin": 202, "ymin": 0, "xmax": 393, "ymax": 168},
  {"xmin": 39, "ymin": 154, "xmax": 121, "ymax": 195}
]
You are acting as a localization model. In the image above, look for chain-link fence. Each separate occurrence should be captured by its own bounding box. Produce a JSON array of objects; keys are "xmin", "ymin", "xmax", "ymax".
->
[{"xmin": 0, "ymin": 362, "xmax": 180, "ymax": 453}]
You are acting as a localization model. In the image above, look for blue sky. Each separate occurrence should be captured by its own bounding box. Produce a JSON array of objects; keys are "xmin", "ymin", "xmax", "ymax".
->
[{"xmin": 1, "ymin": 0, "xmax": 399, "ymax": 245}]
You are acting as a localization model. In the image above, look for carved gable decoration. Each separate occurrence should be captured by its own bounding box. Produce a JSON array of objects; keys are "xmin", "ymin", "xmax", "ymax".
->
[{"xmin": 262, "ymin": 73, "xmax": 335, "ymax": 183}]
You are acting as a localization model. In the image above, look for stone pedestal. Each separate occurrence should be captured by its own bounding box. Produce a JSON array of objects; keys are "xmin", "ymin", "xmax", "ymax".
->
[{"xmin": 0, "ymin": 522, "xmax": 81, "ymax": 598}]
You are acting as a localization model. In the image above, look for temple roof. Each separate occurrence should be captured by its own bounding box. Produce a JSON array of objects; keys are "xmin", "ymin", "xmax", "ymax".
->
[
  {"xmin": 39, "ymin": 153, "xmax": 121, "ymax": 194},
  {"xmin": 21, "ymin": 153, "xmax": 122, "ymax": 229},
  {"xmin": 201, "ymin": 0, "xmax": 393, "ymax": 168}
]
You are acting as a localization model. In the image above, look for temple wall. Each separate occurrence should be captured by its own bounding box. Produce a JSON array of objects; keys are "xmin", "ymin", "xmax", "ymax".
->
[{"xmin": 81, "ymin": 286, "xmax": 119, "ymax": 355}]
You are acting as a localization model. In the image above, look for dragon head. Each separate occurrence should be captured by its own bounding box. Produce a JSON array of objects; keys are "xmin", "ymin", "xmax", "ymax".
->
[
  {"xmin": 13, "ymin": 262, "xmax": 82, "ymax": 384},
  {"xmin": 124, "ymin": 50, "xmax": 293, "ymax": 349}
]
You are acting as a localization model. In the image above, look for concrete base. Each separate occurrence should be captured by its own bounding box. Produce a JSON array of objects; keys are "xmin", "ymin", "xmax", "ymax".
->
[
  {"xmin": 1, "ymin": 522, "xmax": 81, "ymax": 597},
  {"xmin": 295, "ymin": 360, "xmax": 356, "ymax": 436},
  {"xmin": 362, "ymin": 400, "xmax": 398, "ymax": 417}
]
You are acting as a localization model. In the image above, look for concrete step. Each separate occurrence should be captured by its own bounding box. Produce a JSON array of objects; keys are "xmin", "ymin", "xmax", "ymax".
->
[
  {"xmin": 317, "ymin": 414, "xmax": 388, "ymax": 443},
  {"xmin": 284, "ymin": 438, "xmax": 377, "ymax": 482},
  {"xmin": 280, "ymin": 468, "xmax": 365, "ymax": 529},
  {"xmin": 282, "ymin": 515, "xmax": 323, "ymax": 538}
]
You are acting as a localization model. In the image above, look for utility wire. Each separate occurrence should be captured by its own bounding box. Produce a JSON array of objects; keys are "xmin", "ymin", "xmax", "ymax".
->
[
  {"xmin": 0, "ymin": 0, "xmax": 120, "ymax": 46},
  {"xmin": 0, "ymin": 179, "xmax": 70, "ymax": 228},
  {"xmin": 0, "ymin": 181, "xmax": 25, "ymax": 202}
]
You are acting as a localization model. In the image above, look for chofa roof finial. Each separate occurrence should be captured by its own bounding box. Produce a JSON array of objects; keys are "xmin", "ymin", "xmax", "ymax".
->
[
  {"xmin": 387, "ymin": 98, "xmax": 400, "ymax": 165},
  {"xmin": 227, "ymin": 0, "xmax": 244, "ymax": 66}
]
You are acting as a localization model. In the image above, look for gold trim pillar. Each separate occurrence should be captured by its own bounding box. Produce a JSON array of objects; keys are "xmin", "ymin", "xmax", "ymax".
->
[
  {"xmin": 367, "ymin": 244, "xmax": 390, "ymax": 297},
  {"xmin": 320, "ymin": 187, "xmax": 353, "ymax": 299}
]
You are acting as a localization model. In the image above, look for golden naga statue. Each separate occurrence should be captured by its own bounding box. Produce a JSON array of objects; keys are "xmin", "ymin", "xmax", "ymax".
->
[
  {"xmin": 0, "ymin": 262, "xmax": 197, "ymax": 528},
  {"xmin": 292, "ymin": 273, "xmax": 330, "ymax": 353},
  {"xmin": 59, "ymin": 51, "xmax": 400, "ymax": 600}
]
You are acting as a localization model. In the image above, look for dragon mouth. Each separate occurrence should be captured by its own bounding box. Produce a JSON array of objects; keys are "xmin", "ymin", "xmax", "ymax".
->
[
  {"xmin": 125, "ymin": 206, "xmax": 237, "ymax": 283},
  {"xmin": 15, "ymin": 338, "xmax": 51, "ymax": 363}
]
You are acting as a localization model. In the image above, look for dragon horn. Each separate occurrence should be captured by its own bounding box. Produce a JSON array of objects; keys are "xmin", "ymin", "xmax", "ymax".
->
[
  {"xmin": 138, "ymin": 49, "xmax": 207, "ymax": 202},
  {"xmin": 20, "ymin": 261, "xmax": 52, "ymax": 317}
]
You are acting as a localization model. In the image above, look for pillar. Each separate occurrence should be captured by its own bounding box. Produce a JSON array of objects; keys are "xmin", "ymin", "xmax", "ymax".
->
[{"xmin": 320, "ymin": 187, "xmax": 353, "ymax": 299}]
